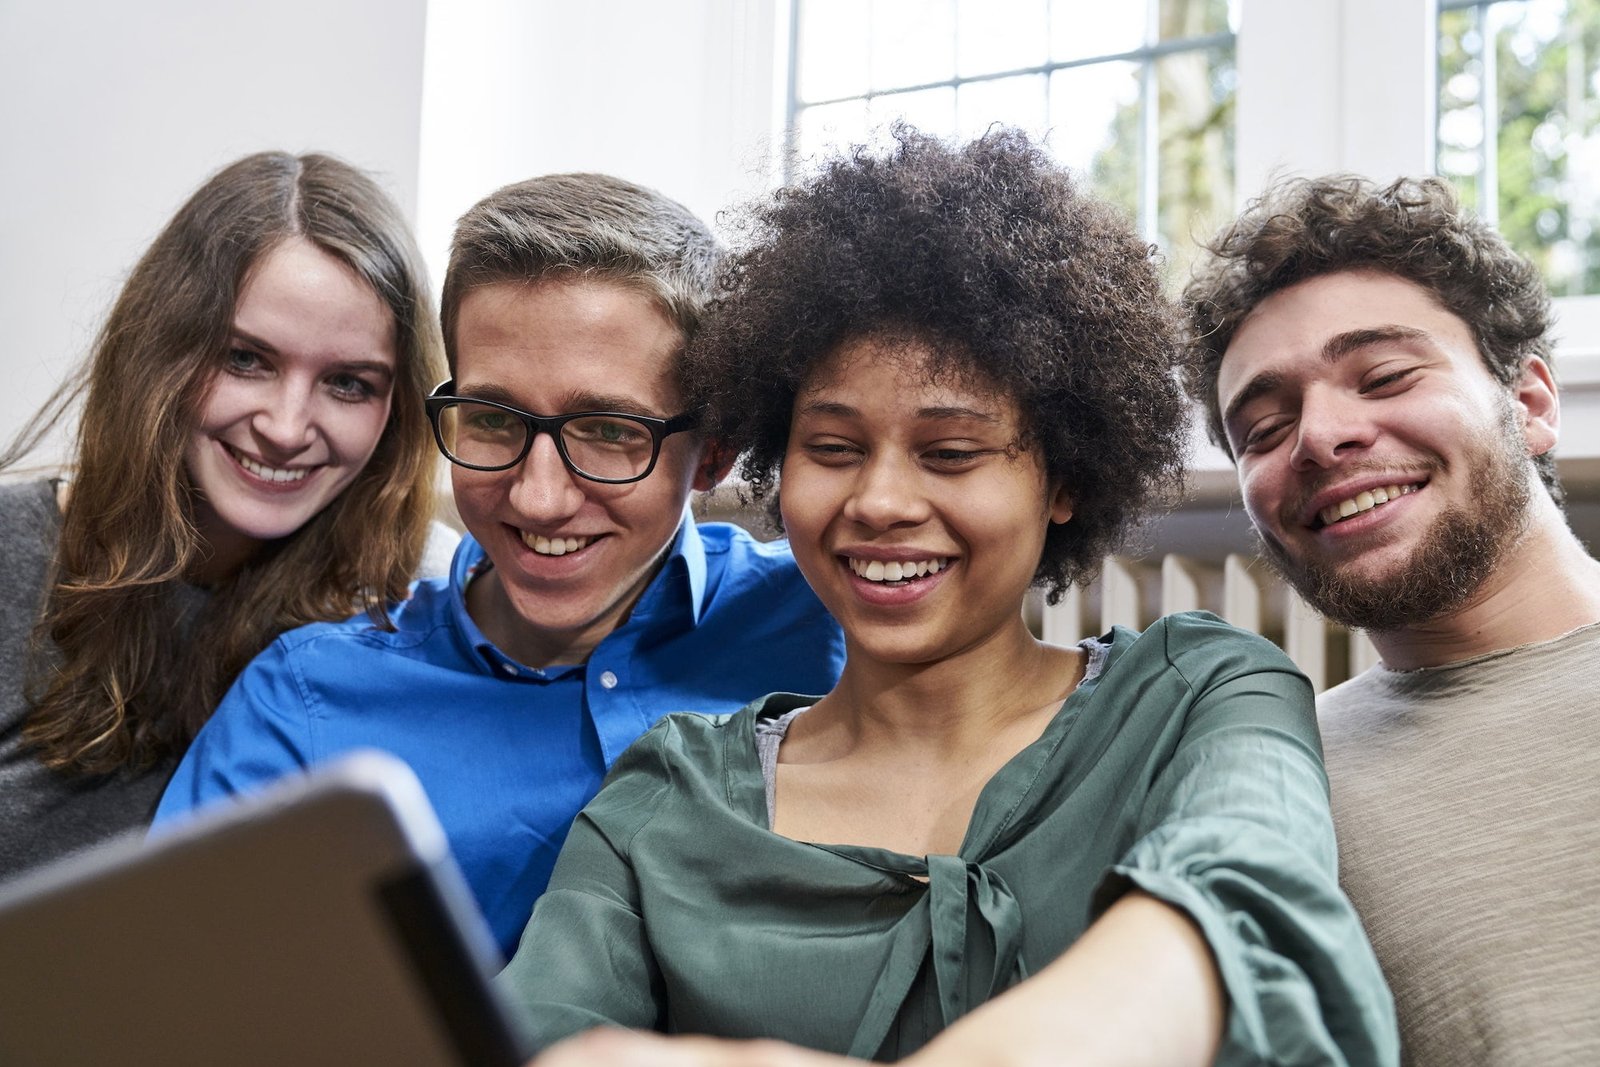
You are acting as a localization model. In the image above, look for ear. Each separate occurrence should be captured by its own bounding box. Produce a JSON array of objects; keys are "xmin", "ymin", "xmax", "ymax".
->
[
  {"xmin": 1513, "ymin": 356, "xmax": 1559, "ymax": 458},
  {"xmin": 692, "ymin": 437, "xmax": 738, "ymax": 492},
  {"xmin": 1047, "ymin": 481, "xmax": 1074, "ymax": 526}
]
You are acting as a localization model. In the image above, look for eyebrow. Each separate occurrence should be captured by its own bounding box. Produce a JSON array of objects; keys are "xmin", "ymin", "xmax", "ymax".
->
[
  {"xmin": 454, "ymin": 383, "xmax": 669, "ymax": 418},
  {"xmin": 1221, "ymin": 324, "xmax": 1429, "ymax": 431},
  {"xmin": 797, "ymin": 401, "xmax": 1003, "ymax": 423},
  {"xmin": 232, "ymin": 329, "xmax": 394, "ymax": 379}
]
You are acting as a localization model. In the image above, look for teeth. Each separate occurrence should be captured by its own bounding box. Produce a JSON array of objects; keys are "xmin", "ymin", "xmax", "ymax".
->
[
  {"xmin": 232, "ymin": 448, "xmax": 309, "ymax": 483},
  {"xmin": 847, "ymin": 557, "xmax": 948, "ymax": 583},
  {"xmin": 1319, "ymin": 484, "xmax": 1416, "ymax": 527},
  {"xmin": 522, "ymin": 533, "xmax": 591, "ymax": 556}
]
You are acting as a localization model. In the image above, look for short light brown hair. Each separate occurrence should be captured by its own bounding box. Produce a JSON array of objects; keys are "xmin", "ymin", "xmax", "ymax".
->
[{"xmin": 440, "ymin": 173, "xmax": 720, "ymax": 375}]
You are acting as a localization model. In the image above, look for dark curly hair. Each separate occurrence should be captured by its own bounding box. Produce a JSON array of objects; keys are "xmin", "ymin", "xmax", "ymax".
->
[
  {"xmin": 1182, "ymin": 173, "xmax": 1560, "ymax": 502},
  {"xmin": 685, "ymin": 127, "xmax": 1189, "ymax": 600}
]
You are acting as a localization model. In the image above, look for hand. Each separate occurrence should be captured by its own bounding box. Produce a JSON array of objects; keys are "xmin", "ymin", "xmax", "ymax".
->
[{"xmin": 531, "ymin": 1028, "xmax": 856, "ymax": 1067}]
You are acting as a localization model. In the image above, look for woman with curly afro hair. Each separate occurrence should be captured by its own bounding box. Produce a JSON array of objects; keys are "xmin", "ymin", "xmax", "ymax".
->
[{"xmin": 501, "ymin": 129, "xmax": 1397, "ymax": 1067}]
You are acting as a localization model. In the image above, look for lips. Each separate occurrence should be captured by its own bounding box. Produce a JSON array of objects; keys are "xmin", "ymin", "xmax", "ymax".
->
[
  {"xmin": 1310, "ymin": 481, "xmax": 1425, "ymax": 530},
  {"xmin": 519, "ymin": 532, "xmax": 593, "ymax": 556},
  {"xmin": 845, "ymin": 556, "xmax": 949, "ymax": 583},
  {"xmin": 225, "ymin": 443, "xmax": 314, "ymax": 485}
]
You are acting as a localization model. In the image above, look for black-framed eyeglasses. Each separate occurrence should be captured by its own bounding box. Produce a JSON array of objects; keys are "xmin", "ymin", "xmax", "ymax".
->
[{"xmin": 425, "ymin": 380, "xmax": 699, "ymax": 485}]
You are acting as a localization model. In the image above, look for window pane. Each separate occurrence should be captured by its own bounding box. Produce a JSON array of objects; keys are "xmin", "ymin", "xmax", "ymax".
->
[
  {"xmin": 1437, "ymin": 5, "xmax": 1485, "ymax": 214},
  {"xmin": 1489, "ymin": 0, "xmax": 1600, "ymax": 296},
  {"xmin": 956, "ymin": 0, "xmax": 1049, "ymax": 77},
  {"xmin": 1049, "ymin": 0, "xmax": 1146, "ymax": 61},
  {"xmin": 1155, "ymin": 44, "xmax": 1237, "ymax": 286},
  {"xmin": 1048, "ymin": 62, "xmax": 1142, "ymax": 224},
  {"xmin": 794, "ymin": 99, "xmax": 873, "ymax": 165},
  {"xmin": 876, "ymin": 86, "xmax": 959, "ymax": 139},
  {"xmin": 796, "ymin": 0, "xmax": 870, "ymax": 102},
  {"xmin": 957, "ymin": 73, "xmax": 1049, "ymax": 142},
  {"xmin": 1159, "ymin": 0, "xmax": 1236, "ymax": 40},
  {"xmin": 871, "ymin": 0, "xmax": 956, "ymax": 91}
]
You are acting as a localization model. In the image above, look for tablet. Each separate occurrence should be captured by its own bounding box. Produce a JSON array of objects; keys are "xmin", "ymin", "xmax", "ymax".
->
[{"xmin": 0, "ymin": 751, "xmax": 531, "ymax": 1067}]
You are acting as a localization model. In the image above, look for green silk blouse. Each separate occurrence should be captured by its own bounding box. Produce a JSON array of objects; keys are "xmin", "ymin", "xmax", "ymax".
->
[{"xmin": 499, "ymin": 612, "xmax": 1398, "ymax": 1064}]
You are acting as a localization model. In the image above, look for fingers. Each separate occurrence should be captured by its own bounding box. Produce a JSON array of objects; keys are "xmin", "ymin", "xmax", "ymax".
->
[{"xmin": 531, "ymin": 1028, "xmax": 845, "ymax": 1067}]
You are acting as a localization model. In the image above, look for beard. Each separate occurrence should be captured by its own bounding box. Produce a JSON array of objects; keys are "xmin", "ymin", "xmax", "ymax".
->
[{"xmin": 1258, "ymin": 404, "xmax": 1534, "ymax": 633}]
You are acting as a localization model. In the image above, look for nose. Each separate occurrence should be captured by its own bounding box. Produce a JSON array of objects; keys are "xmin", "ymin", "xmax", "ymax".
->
[
  {"xmin": 250, "ymin": 383, "xmax": 316, "ymax": 455},
  {"xmin": 506, "ymin": 430, "xmax": 587, "ymax": 523},
  {"xmin": 1289, "ymin": 388, "xmax": 1377, "ymax": 471},
  {"xmin": 840, "ymin": 452, "xmax": 931, "ymax": 531}
]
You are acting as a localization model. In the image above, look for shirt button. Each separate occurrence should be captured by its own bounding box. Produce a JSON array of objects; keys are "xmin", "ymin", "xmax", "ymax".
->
[{"xmin": 599, "ymin": 670, "xmax": 619, "ymax": 689}]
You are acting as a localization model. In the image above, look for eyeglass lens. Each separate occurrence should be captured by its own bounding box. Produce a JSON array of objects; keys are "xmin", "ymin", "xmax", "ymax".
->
[{"xmin": 435, "ymin": 401, "xmax": 657, "ymax": 480}]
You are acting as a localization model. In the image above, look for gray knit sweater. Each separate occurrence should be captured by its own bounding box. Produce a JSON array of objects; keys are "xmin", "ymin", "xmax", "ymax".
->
[{"xmin": 0, "ymin": 480, "xmax": 189, "ymax": 882}]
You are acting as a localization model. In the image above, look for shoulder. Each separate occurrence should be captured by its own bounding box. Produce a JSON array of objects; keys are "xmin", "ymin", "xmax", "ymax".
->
[
  {"xmin": 0, "ymin": 478, "xmax": 57, "ymax": 511},
  {"xmin": 0, "ymin": 479, "xmax": 59, "ymax": 544},
  {"xmin": 1093, "ymin": 613, "xmax": 1317, "ymax": 750},
  {"xmin": 0, "ymin": 479, "xmax": 61, "ymax": 583},
  {"xmin": 263, "ymin": 575, "xmax": 457, "ymax": 660},
  {"xmin": 1122, "ymin": 611, "xmax": 1304, "ymax": 687},
  {"xmin": 695, "ymin": 522, "xmax": 804, "ymax": 579},
  {"xmin": 1316, "ymin": 668, "xmax": 1384, "ymax": 720},
  {"xmin": 693, "ymin": 523, "xmax": 834, "ymax": 619},
  {"xmin": 599, "ymin": 696, "xmax": 778, "ymax": 799}
]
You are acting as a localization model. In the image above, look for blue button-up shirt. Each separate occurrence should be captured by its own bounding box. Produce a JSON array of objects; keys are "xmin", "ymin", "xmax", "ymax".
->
[{"xmin": 154, "ymin": 517, "xmax": 845, "ymax": 957}]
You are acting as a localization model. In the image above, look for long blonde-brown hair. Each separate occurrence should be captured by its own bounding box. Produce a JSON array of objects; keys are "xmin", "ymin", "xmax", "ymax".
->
[{"xmin": 11, "ymin": 151, "xmax": 444, "ymax": 775}]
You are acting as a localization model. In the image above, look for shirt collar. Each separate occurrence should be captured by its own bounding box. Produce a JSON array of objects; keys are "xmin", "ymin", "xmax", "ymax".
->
[
  {"xmin": 624, "ymin": 507, "xmax": 708, "ymax": 626},
  {"xmin": 445, "ymin": 507, "xmax": 709, "ymax": 675}
]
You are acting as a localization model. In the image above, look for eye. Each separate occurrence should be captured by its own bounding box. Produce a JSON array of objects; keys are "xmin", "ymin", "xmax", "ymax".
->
[
  {"xmin": 567, "ymin": 416, "xmax": 651, "ymax": 449},
  {"xmin": 800, "ymin": 439, "xmax": 861, "ymax": 464},
  {"xmin": 464, "ymin": 409, "xmax": 517, "ymax": 434},
  {"xmin": 327, "ymin": 373, "xmax": 378, "ymax": 402},
  {"xmin": 598, "ymin": 420, "xmax": 642, "ymax": 444},
  {"xmin": 1361, "ymin": 368, "xmax": 1416, "ymax": 394},
  {"xmin": 927, "ymin": 448, "xmax": 980, "ymax": 468},
  {"xmin": 225, "ymin": 348, "xmax": 264, "ymax": 374},
  {"xmin": 1239, "ymin": 420, "xmax": 1290, "ymax": 454}
]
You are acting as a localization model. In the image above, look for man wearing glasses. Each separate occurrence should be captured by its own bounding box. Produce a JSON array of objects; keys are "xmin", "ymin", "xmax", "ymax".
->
[{"xmin": 155, "ymin": 174, "xmax": 845, "ymax": 958}]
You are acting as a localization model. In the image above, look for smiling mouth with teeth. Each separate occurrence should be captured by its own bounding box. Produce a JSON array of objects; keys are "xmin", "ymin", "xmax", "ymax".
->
[
  {"xmin": 846, "ymin": 557, "xmax": 949, "ymax": 584},
  {"xmin": 229, "ymin": 445, "xmax": 310, "ymax": 484},
  {"xmin": 521, "ymin": 533, "xmax": 592, "ymax": 556},
  {"xmin": 1316, "ymin": 483, "xmax": 1420, "ymax": 529}
]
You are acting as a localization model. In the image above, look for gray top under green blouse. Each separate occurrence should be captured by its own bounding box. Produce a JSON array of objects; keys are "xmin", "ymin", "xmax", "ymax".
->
[{"xmin": 499, "ymin": 612, "xmax": 1398, "ymax": 1064}]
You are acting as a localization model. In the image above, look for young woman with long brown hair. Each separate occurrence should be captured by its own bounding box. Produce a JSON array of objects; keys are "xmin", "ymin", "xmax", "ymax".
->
[{"xmin": 0, "ymin": 151, "xmax": 446, "ymax": 878}]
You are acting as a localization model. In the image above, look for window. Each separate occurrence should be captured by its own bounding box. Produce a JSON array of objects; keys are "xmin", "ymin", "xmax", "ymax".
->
[
  {"xmin": 1438, "ymin": 0, "xmax": 1600, "ymax": 296},
  {"xmin": 786, "ymin": 0, "xmax": 1239, "ymax": 285}
]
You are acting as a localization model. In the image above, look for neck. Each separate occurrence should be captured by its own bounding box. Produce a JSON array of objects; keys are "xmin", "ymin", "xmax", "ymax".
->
[
  {"xmin": 187, "ymin": 504, "xmax": 262, "ymax": 586},
  {"xmin": 1371, "ymin": 492, "xmax": 1600, "ymax": 671},
  {"xmin": 818, "ymin": 616, "xmax": 1082, "ymax": 756}
]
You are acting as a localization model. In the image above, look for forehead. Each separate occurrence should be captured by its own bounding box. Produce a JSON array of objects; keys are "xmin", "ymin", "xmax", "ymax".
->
[
  {"xmin": 453, "ymin": 278, "xmax": 684, "ymax": 411},
  {"xmin": 798, "ymin": 335, "xmax": 1018, "ymax": 421},
  {"xmin": 1217, "ymin": 269, "xmax": 1482, "ymax": 405},
  {"xmin": 234, "ymin": 237, "xmax": 395, "ymax": 360}
]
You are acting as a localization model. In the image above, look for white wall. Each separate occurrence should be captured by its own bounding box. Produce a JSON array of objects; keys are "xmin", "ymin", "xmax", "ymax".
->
[
  {"xmin": 417, "ymin": 0, "xmax": 782, "ymax": 288},
  {"xmin": 0, "ymin": 0, "xmax": 428, "ymax": 466}
]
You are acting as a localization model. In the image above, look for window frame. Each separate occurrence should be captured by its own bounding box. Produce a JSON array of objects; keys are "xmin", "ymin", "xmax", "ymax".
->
[{"xmin": 782, "ymin": 0, "xmax": 1238, "ymax": 243}]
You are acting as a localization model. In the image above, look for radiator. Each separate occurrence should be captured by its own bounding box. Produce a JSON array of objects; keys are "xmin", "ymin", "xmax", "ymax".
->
[{"xmin": 1032, "ymin": 554, "xmax": 1380, "ymax": 693}]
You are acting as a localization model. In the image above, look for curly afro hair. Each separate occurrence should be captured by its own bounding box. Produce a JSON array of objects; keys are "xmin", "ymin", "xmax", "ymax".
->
[
  {"xmin": 684, "ymin": 126, "xmax": 1189, "ymax": 600},
  {"xmin": 1182, "ymin": 173, "xmax": 1560, "ymax": 503}
]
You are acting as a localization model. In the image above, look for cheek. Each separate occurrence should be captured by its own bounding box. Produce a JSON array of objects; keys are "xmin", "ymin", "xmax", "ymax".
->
[
  {"xmin": 1237, "ymin": 464, "xmax": 1284, "ymax": 526},
  {"xmin": 191, "ymin": 379, "xmax": 245, "ymax": 434},
  {"xmin": 450, "ymin": 468, "xmax": 502, "ymax": 525},
  {"xmin": 331, "ymin": 400, "xmax": 394, "ymax": 460}
]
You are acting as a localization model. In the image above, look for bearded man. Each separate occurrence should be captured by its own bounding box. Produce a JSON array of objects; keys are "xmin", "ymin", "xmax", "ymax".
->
[{"xmin": 1183, "ymin": 175, "xmax": 1600, "ymax": 1066}]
